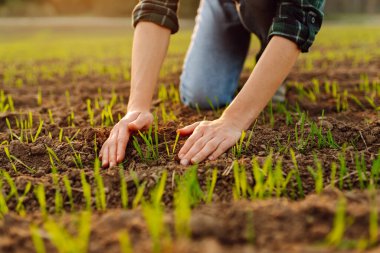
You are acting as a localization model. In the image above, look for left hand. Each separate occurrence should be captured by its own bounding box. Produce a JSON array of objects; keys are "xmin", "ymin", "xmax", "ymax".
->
[{"xmin": 177, "ymin": 118, "xmax": 243, "ymax": 166}]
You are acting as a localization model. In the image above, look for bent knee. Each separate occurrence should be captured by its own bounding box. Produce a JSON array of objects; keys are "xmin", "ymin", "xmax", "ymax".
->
[{"xmin": 180, "ymin": 81, "xmax": 233, "ymax": 110}]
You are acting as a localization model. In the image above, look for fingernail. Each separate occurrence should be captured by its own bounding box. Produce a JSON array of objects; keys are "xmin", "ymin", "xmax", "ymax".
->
[
  {"xmin": 209, "ymin": 156, "xmax": 214, "ymax": 160},
  {"xmin": 178, "ymin": 154, "xmax": 184, "ymax": 159},
  {"xmin": 180, "ymin": 159, "xmax": 189, "ymax": 166},
  {"xmin": 109, "ymin": 162, "xmax": 114, "ymax": 167}
]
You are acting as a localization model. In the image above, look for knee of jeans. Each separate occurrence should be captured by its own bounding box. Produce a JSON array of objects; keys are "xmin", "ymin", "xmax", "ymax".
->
[{"xmin": 180, "ymin": 80, "xmax": 232, "ymax": 110}]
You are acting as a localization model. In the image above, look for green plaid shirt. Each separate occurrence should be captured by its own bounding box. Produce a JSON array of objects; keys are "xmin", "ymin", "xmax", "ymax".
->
[{"xmin": 132, "ymin": 0, "xmax": 325, "ymax": 52}]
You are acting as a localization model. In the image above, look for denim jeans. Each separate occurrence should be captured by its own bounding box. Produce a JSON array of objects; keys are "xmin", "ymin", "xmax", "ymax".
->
[{"xmin": 180, "ymin": 0, "xmax": 277, "ymax": 109}]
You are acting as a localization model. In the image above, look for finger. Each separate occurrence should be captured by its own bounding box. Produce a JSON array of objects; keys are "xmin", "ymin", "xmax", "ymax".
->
[
  {"xmin": 177, "ymin": 122, "xmax": 201, "ymax": 136},
  {"xmin": 99, "ymin": 139, "xmax": 108, "ymax": 160},
  {"xmin": 128, "ymin": 113, "xmax": 153, "ymax": 131},
  {"xmin": 101, "ymin": 144, "xmax": 109, "ymax": 168},
  {"xmin": 180, "ymin": 134, "xmax": 214, "ymax": 166},
  {"xmin": 178, "ymin": 129, "xmax": 203, "ymax": 160},
  {"xmin": 208, "ymin": 139, "xmax": 234, "ymax": 161},
  {"xmin": 108, "ymin": 128, "xmax": 119, "ymax": 167},
  {"xmin": 191, "ymin": 137, "xmax": 223, "ymax": 164},
  {"xmin": 99, "ymin": 145, "xmax": 104, "ymax": 159},
  {"xmin": 116, "ymin": 124, "xmax": 130, "ymax": 163}
]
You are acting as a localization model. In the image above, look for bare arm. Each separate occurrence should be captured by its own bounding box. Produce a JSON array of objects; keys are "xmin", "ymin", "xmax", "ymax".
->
[
  {"xmin": 100, "ymin": 22, "xmax": 171, "ymax": 168},
  {"xmin": 221, "ymin": 36, "xmax": 300, "ymax": 130},
  {"xmin": 128, "ymin": 22, "xmax": 171, "ymax": 111},
  {"xmin": 178, "ymin": 36, "xmax": 300, "ymax": 165}
]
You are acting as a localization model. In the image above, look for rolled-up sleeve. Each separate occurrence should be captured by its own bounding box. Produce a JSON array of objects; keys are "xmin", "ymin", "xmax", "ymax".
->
[
  {"xmin": 268, "ymin": 0, "xmax": 325, "ymax": 53},
  {"xmin": 132, "ymin": 0, "xmax": 180, "ymax": 34}
]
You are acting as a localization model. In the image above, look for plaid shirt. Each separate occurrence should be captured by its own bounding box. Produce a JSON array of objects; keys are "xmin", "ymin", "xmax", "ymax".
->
[{"xmin": 132, "ymin": 0, "xmax": 325, "ymax": 52}]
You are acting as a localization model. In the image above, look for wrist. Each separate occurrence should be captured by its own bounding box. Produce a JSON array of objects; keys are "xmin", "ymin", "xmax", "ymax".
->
[
  {"xmin": 221, "ymin": 105, "xmax": 257, "ymax": 131},
  {"xmin": 127, "ymin": 99, "xmax": 151, "ymax": 113}
]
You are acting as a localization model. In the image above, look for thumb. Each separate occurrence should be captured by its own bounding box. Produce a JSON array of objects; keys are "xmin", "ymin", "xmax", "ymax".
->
[
  {"xmin": 128, "ymin": 113, "xmax": 153, "ymax": 131},
  {"xmin": 177, "ymin": 122, "xmax": 201, "ymax": 136}
]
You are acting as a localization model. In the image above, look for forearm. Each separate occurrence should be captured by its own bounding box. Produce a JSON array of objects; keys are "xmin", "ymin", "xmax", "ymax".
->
[
  {"xmin": 222, "ymin": 36, "xmax": 300, "ymax": 130},
  {"xmin": 128, "ymin": 22, "xmax": 171, "ymax": 112}
]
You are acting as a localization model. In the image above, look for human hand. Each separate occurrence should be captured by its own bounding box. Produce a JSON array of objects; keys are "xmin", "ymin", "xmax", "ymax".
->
[
  {"xmin": 99, "ymin": 111, "xmax": 153, "ymax": 168},
  {"xmin": 177, "ymin": 118, "xmax": 243, "ymax": 166}
]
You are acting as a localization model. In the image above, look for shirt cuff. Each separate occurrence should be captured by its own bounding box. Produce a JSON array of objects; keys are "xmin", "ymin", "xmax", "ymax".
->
[
  {"xmin": 268, "ymin": 7, "xmax": 323, "ymax": 52},
  {"xmin": 132, "ymin": 2, "xmax": 179, "ymax": 34}
]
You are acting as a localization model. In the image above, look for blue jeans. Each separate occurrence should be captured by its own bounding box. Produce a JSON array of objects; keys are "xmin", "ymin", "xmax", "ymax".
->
[{"xmin": 180, "ymin": 0, "xmax": 276, "ymax": 109}]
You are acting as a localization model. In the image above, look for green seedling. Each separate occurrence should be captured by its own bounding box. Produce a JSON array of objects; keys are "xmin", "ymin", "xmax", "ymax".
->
[
  {"xmin": 65, "ymin": 137, "xmax": 83, "ymax": 169},
  {"xmin": 67, "ymin": 111, "xmax": 75, "ymax": 127},
  {"xmin": 119, "ymin": 231, "xmax": 133, "ymax": 253},
  {"xmin": 15, "ymin": 181, "xmax": 32, "ymax": 216},
  {"xmin": 348, "ymin": 94, "xmax": 365, "ymax": 110},
  {"xmin": 233, "ymin": 161, "xmax": 250, "ymax": 200},
  {"xmin": 0, "ymin": 90, "xmax": 9, "ymax": 113},
  {"xmin": 142, "ymin": 171, "xmax": 169, "ymax": 253},
  {"xmin": 312, "ymin": 78, "xmax": 320, "ymax": 95},
  {"xmin": 31, "ymin": 119, "xmax": 44, "ymax": 143},
  {"xmin": 169, "ymin": 83, "xmax": 180, "ymax": 103},
  {"xmin": 370, "ymin": 151, "xmax": 380, "ymax": 187},
  {"xmin": 101, "ymin": 105, "xmax": 114, "ymax": 127},
  {"xmin": 63, "ymin": 175, "xmax": 74, "ymax": 211},
  {"xmin": 365, "ymin": 96, "xmax": 380, "ymax": 111},
  {"xmin": 119, "ymin": 168, "xmax": 128, "ymax": 209},
  {"xmin": 4, "ymin": 146, "xmax": 35, "ymax": 173},
  {"xmin": 86, "ymin": 99, "xmax": 95, "ymax": 126},
  {"xmin": 338, "ymin": 151, "xmax": 351, "ymax": 190},
  {"xmin": 4, "ymin": 146, "xmax": 17, "ymax": 172},
  {"xmin": 163, "ymin": 134, "xmax": 170, "ymax": 157},
  {"xmin": 132, "ymin": 182, "xmax": 146, "ymax": 209},
  {"xmin": 289, "ymin": 148, "xmax": 305, "ymax": 198},
  {"xmin": 276, "ymin": 103, "xmax": 293, "ymax": 126},
  {"xmin": 132, "ymin": 116, "xmax": 159, "ymax": 161},
  {"xmin": 37, "ymin": 87, "xmax": 42, "ymax": 105},
  {"xmin": 310, "ymin": 121, "xmax": 339, "ymax": 149},
  {"xmin": 232, "ymin": 131, "xmax": 246, "ymax": 159},
  {"xmin": 46, "ymin": 144, "xmax": 63, "ymax": 214},
  {"xmin": 44, "ymin": 211, "xmax": 91, "ymax": 253},
  {"xmin": 294, "ymin": 112, "xmax": 311, "ymax": 152},
  {"xmin": 367, "ymin": 185, "xmax": 378, "ymax": 246},
  {"xmin": 327, "ymin": 197, "xmax": 347, "ymax": 247},
  {"xmin": 94, "ymin": 158, "xmax": 106, "ymax": 211},
  {"xmin": 58, "ymin": 128, "xmax": 64, "ymax": 142},
  {"xmin": 30, "ymin": 224, "xmax": 46, "ymax": 253},
  {"xmin": 354, "ymin": 152, "xmax": 367, "ymax": 189},
  {"xmin": 80, "ymin": 171, "xmax": 92, "ymax": 211},
  {"xmin": 6, "ymin": 118, "xmax": 14, "ymax": 141},
  {"xmin": 306, "ymin": 155, "xmax": 324, "ymax": 194},
  {"xmin": 48, "ymin": 109, "xmax": 55, "ymax": 124},
  {"xmin": 330, "ymin": 162, "xmax": 337, "ymax": 188},
  {"xmin": 174, "ymin": 165, "xmax": 203, "ymax": 238},
  {"xmin": 332, "ymin": 80, "xmax": 339, "ymax": 98},
  {"xmin": 205, "ymin": 168, "xmax": 218, "ymax": 203},
  {"xmin": 160, "ymin": 103, "xmax": 177, "ymax": 123},
  {"xmin": 65, "ymin": 89, "xmax": 71, "ymax": 107},
  {"xmin": 2, "ymin": 170, "xmax": 18, "ymax": 201},
  {"xmin": 245, "ymin": 122, "xmax": 256, "ymax": 151},
  {"xmin": 7, "ymin": 94, "xmax": 14, "ymax": 112},
  {"xmin": 34, "ymin": 184, "xmax": 47, "ymax": 218},
  {"xmin": 0, "ymin": 179, "xmax": 9, "ymax": 216},
  {"xmin": 158, "ymin": 84, "xmax": 168, "ymax": 102},
  {"xmin": 359, "ymin": 74, "xmax": 370, "ymax": 93}
]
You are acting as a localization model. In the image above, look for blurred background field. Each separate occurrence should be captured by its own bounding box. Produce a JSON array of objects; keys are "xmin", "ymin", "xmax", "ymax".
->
[{"xmin": 0, "ymin": 0, "xmax": 380, "ymax": 17}]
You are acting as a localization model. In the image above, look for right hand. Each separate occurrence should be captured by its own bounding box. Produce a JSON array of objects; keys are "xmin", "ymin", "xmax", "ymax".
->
[{"xmin": 99, "ymin": 111, "xmax": 153, "ymax": 168}]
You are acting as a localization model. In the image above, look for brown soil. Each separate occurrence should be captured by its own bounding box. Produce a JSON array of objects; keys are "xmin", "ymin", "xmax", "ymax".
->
[{"xmin": 0, "ymin": 47, "xmax": 380, "ymax": 252}]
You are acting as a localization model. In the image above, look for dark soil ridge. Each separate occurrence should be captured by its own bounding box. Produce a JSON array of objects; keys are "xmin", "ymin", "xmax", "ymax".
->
[{"xmin": 1, "ymin": 189, "xmax": 379, "ymax": 253}]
